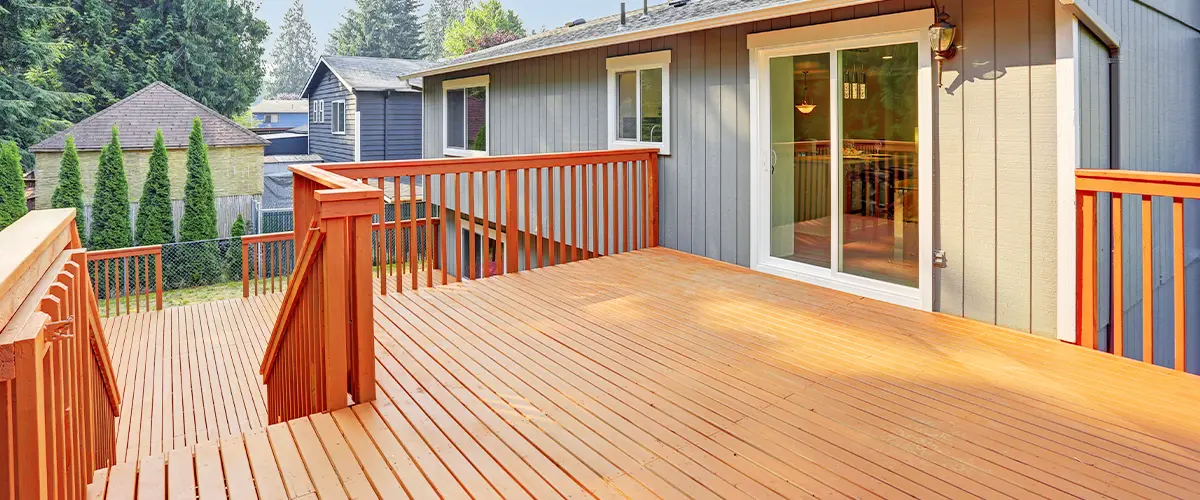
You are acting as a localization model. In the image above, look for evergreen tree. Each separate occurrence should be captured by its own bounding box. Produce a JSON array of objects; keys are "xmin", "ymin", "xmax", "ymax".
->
[
  {"xmin": 179, "ymin": 119, "xmax": 217, "ymax": 242},
  {"xmin": 51, "ymin": 135, "xmax": 86, "ymax": 237},
  {"xmin": 421, "ymin": 0, "xmax": 474, "ymax": 59},
  {"xmin": 265, "ymin": 0, "xmax": 318, "ymax": 97},
  {"xmin": 89, "ymin": 127, "xmax": 132, "ymax": 250},
  {"xmin": 226, "ymin": 214, "xmax": 247, "ymax": 279},
  {"xmin": 136, "ymin": 130, "xmax": 174, "ymax": 245},
  {"xmin": 0, "ymin": 143, "xmax": 28, "ymax": 231},
  {"xmin": 442, "ymin": 0, "xmax": 525, "ymax": 57},
  {"xmin": 330, "ymin": 0, "xmax": 424, "ymax": 59}
]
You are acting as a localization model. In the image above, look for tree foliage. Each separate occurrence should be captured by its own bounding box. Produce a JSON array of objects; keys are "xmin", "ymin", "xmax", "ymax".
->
[
  {"xmin": 0, "ymin": 143, "xmax": 28, "ymax": 231},
  {"xmin": 329, "ymin": 0, "xmax": 424, "ymax": 59},
  {"xmin": 51, "ymin": 135, "xmax": 86, "ymax": 237},
  {"xmin": 265, "ymin": 0, "xmax": 317, "ymax": 97},
  {"xmin": 226, "ymin": 213, "xmax": 247, "ymax": 278},
  {"xmin": 442, "ymin": 0, "xmax": 525, "ymax": 57},
  {"xmin": 136, "ymin": 130, "xmax": 174, "ymax": 245},
  {"xmin": 89, "ymin": 127, "xmax": 132, "ymax": 250},
  {"xmin": 420, "ymin": 0, "xmax": 473, "ymax": 59},
  {"xmin": 180, "ymin": 119, "xmax": 217, "ymax": 242}
]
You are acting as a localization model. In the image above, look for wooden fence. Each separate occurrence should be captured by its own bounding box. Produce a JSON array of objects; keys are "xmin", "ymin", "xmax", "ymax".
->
[
  {"xmin": 86, "ymin": 245, "xmax": 163, "ymax": 317},
  {"xmin": 1077, "ymin": 169, "xmax": 1198, "ymax": 371},
  {"xmin": 0, "ymin": 209, "xmax": 121, "ymax": 499},
  {"xmin": 81, "ymin": 194, "xmax": 259, "ymax": 240}
]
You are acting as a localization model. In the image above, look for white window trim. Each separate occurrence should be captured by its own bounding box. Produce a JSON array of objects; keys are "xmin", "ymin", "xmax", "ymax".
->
[
  {"xmin": 606, "ymin": 50, "xmax": 671, "ymax": 155},
  {"xmin": 747, "ymin": 10, "xmax": 934, "ymax": 312},
  {"xmin": 442, "ymin": 75, "xmax": 490, "ymax": 158},
  {"xmin": 331, "ymin": 100, "xmax": 346, "ymax": 135}
]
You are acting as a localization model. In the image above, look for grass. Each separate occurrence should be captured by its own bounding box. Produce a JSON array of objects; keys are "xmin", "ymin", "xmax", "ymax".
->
[{"xmin": 160, "ymin": 280, "xmax": 246, "ymax": 308}]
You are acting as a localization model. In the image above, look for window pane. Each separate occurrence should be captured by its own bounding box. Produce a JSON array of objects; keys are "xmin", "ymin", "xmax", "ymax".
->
[
  {"xmin": 616, "ymin": 71, "xmax": 637, "ymax": 140},
  {"xmin": 446, "ymin": 89, "xmax": 466, "ymax": 149},
  {"xmin": 466, "ymin": 86, "xmax": 487, "ymax": 151},
  {"xmin": 639, "ymin": 68, "xmax": 663, "ymax": 142}
]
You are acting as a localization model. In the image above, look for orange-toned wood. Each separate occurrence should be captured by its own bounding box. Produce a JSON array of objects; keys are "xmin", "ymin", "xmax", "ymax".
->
[
  {"xmin": 440, "ymin": 175, "xmax": 448, "ymax": 285},
  {"xmin": 482, "ymin": 171, "xmax": 491, "ymax": 278},
  {"xmin": 1076, "ymin": 169, "xmax": 1200, "ymax": 199},
  {"xmin": 1111, "ymin": 195, "xmax": 1124, "ymax": 357},
  {"xmin": 603, "ymin": 162, "xmax": 610, "ymax": 256},
  {"xmin": 320, "ymin": 217, "xmax": 350, "ymax": 414},
  {"xmin": 549, "ymin": 168, "xmax": 557, "ymax": 267},
  {"xmin": 1141, "ymin": 195, "xmax": 1154, "ymax": 364},
  {"xmin": 378, "ymin": 177, "xmax": 387, "ymax": 296},
  {"xmin": 87, "ymin": 245, "xmax": 164, "ymax": 317},
  {"xmin": 523, "ymin": 170, "xmax": 531, "ymax": 271},
  {"xmin": 648, "ymin": 153, "xmax": 659, "ymax": 247},
  {"xmin": 468, "ymin": 172, "xmax": 476, "ymax": 280},
  {"xmin": 505, "ymin": 170, "xmax": 519, "ymax": 275},
  {"xmin": 455, "ymin": 174, "xmax": 463, "ymax": 283},
  {"xmin": 1172, "ymin": 197, "xmax": 1185, "ymax": 371},
  {"xmin": 320, "ymin": 148, "xmax": 663, "ymax": 178},
  {"xmin": 426, "ymin": 174, "xmax": 434, "ymax": 288},
  {"xmin": 1076, "ymin": 191, "xmax": 1097, "ymax": 349},
  {"xmin": 242, "ymin": 242, "xmax": 250, "ymax": 299},
  {"xmin": 409, "ymin": 176, "xmax": 418, "ymax": 291},
  {"xmin": 535, "ymin": 169, "xmax": 543, "ymax": 269}
]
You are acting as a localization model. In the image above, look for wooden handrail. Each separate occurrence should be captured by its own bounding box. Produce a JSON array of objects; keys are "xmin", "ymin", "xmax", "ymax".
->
[
  {"xmin": 86, "ymin": 244, "xmax": 163, "ymax": 316},
  {"xmin": 0, "ymin": 209, "xmax": 121, "ymax": 498},
  {"xmin": 1076, "ymin": 169, "xmax": 1195, "ymax": 372},
  {"xmin": 260, "ymin": 220, "xmax": 324, "ymax": 378},
  {"xmin": 241, "ymin": 232, "xmax": 294, "ymax": 245},
  {"xmin": 85, "ymin": 244, "xmax": 162, "ymax": 260}
]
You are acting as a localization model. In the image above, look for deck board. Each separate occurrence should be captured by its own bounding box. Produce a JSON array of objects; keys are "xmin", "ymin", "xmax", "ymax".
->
[{"xmin": 95, "ymin": 249, "xmax": 1200, "ymax": 498}]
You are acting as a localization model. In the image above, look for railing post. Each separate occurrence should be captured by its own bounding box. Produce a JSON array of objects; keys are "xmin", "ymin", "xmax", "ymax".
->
[
  {"xmin": 1076, "ymin": 190, "xmax": 1097, "ymax": 349},
  {"xmin": 241, "ymin": 239, "xmax": 250, "ymax": 298},
  {"xmin": 505, "ymin": 170, "xmax": 519, "ymax": 274},
  {"xmin": 12, "ymin": 331, "xmax": 47, "ymax": 499},
  {"xmin": 320, "ymin": 217, "xmax": 350, "ymax": 413},
  {"xmin": 647, "ymin": 152, "xmax": 659, "ymax": 248},
  {"xmin": 154, "ymin": 251, "xmax": 163, "ymax": 311},
  {"xmin": 349, "ymin": 215, "xmax": 375, "ymax": 404}
]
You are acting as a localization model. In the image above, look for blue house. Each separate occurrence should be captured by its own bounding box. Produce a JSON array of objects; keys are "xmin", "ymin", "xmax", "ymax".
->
[
  {"xmin": 251, "ymin": 100, "xmax": 308, "ymax": 129},
  {"xmin": 300, "ymin": 55, "xmax": 429, "ymax": 163}
]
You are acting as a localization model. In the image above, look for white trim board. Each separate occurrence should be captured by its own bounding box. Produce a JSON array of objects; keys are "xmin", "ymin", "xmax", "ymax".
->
[
  {"xmin": 606, "ymin": 50, "xmax": 672, "ymax": 155},
  {"xmin": 442, "ymin": 75, "xmax": 491, "ymax": 158},
  {"xmin": 1056, "ymin": 2, "xmax": 1081, "ymax": 343},
  {"xmin": 748, "ymin": 9, "xmax": 935, "ymax": 311}
]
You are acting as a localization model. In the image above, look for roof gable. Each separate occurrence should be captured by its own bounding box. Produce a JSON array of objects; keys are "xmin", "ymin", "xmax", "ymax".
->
[
  {"xmin": 30, "ymin": 82, "xmax": 268, "ymax": 152},
  {"xmin": 301, "ymin": 56, "xmax": 430, "ymax": 97}
]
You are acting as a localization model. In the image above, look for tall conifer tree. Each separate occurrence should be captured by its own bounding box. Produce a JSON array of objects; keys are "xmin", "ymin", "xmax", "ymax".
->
[
  {"xmin": 89, "ymin": 127, "xmax": 132, "ymax": 250},
  {"xmin": 180, "ymin": 119, "xmax": 217, "ymax": 242},
  {"xmin": 265, "ymin": 0, "xmax": 318, "ymax": 97},
  {"xmin": 136, "ymin": 130, "xmax": 175, "ymax": 245},
  {"xmin": 51, "ymin": 135, "xmax": 86, "ymax": 237}
]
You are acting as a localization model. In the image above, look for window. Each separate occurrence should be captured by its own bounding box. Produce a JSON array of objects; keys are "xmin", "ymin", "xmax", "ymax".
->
[
  {"xmin": 442, "ymin": 75, "xmax": 490, "ymax": 157},
  {"xmin": 331, "ymin": 100, "xmax": 346, "ymax": 134},
  {"xmin": 607, "ymin": 50, "xmax": 671, "ymax": 154},
  {"xmin": 310, "ymin": 99, "xmax": 326, "ymax": 123}
]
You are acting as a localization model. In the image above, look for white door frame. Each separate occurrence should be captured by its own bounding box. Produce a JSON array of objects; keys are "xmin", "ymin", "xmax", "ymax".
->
[{"xmin": 748, "ymin": 10, "xmax": 935, "ymax": 311}]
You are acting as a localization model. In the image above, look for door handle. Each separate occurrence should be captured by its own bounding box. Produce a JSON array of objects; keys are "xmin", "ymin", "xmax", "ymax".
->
[{"xmin": 769, "ymin": 149, "xmax": 777, "ymax": 174}]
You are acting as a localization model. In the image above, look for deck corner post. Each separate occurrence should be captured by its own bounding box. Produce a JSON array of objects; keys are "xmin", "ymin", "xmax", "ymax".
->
[
  {"xmin": 12, "ymin": 334, "xmax": 48, "ymax": 500},
  {"xmin": 350, "ymin": 215, "xmax": 376, "ymax": 404},
  {"xmin": 320, "ymin": 217, "xmax": 350, "ymax": 412},
  {"xmin": 647, "ymin": 152, "xmax": 660, "ymax": 248},
  {"xmin": 504, "ymin": 170, "xmax": 519, "ymax": 274},
  {"xmin": 241, "ymin": 240, "xmax": 250, "ymax": 299}
]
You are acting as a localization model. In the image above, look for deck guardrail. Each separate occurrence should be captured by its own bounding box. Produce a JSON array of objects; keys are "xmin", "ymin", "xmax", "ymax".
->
[
  {"xmin": 0, "ymin": 209, "xmax": 121, "ymax": 499},
  {"xmin": 86, "ymin": 244, "xmax": 163, "ymax": 316},
  {"xmin": 1076, "ymin": 169, "xmax": 1198, "ymax": 371},
  {"xmin": 241, "ymin": 232, "xmax": 295, "ymax": 297}
]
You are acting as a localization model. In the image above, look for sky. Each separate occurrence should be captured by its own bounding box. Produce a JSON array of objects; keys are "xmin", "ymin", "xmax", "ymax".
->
[{"xmin": 256, "ymin": 0, "xmax": 641, "ymax": 56}]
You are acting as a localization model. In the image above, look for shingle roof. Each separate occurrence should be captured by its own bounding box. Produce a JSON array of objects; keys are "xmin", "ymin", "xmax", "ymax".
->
[
  {"xmin": 302, "ymin": 56, "xmax": 432, "ymax": 97},
  {"xmin": 252, "ymin": 100, "xmax": 308, "ymax": 114},
  {"xmin": 404, "ymin": 0, "xmax": 857, "ymax": 79},
  {"xmin": 30, "ymin": 82, "xmax": 268, "ymax": 152}
]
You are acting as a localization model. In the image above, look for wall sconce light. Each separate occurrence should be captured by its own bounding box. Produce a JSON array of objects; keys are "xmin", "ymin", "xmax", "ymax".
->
[{"xmin": 928, "ymin": 7, "xmax": 957, "ymax": 87}]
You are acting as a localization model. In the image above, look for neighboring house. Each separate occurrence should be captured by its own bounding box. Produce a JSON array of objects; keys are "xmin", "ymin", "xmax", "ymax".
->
[
  {"xmin": 30, "ymin": 82, "xmax": 269, "ymax": 237},
  {"xmin": 261, "ymin": 131, "xmax": 309, "ymax": 156},
  {"xmin": 301, "ymin": 55, "xmax": 430, "ymax": 163},
  {"xmin": 23, "ymin": 171, "xmax": 35, "ymax": 210},
  {"xmin": 251, "ymin": 99, "xmax": 309, "ymax": 129},
  {"xmin": 404, "ymin": 0, "xmax": 1200, "ymax": 342}
]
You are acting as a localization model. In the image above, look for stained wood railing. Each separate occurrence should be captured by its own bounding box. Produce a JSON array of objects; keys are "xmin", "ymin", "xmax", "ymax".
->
[
  {"xmin": 1077, "ymin": 169, "xmax": 1198, "ymax": 371},
  {"xmin": 319, "ymin": 148, "xmax": 660, "ymax": 294},
  {"xmin": 0, "ymin": 209, "xmax": 121, "ymax": 499},
  {"xmin": 86, "ymin": 245, "xmax": 163, "ymax": 317},
  {"xmin": 241, "ymin": 232, "xmax": 295, "ymax": 297},
  {"xmin": 260, "ymin": 167, "xmax": 380, "ymax": 424}
]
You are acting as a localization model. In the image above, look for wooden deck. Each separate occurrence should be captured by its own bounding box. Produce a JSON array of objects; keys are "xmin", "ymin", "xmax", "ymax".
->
[{"xmin": 92, "ymin": 248, "xmax": 1200, "ymax": 499}]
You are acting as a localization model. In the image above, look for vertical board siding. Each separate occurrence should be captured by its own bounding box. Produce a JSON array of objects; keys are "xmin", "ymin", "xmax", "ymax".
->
[
  {"xmin": 357, "ymin": 91, "xmax": 423, "ymax": 161},
  {"xmin": 421, "ymin": 0, "xmax": 1080, "ymax": 337},
  {"xmin": 1077, "ymin": 0, "xmax": 1200, "ymax": 369},
  {"xmin": 308, "ymin": 71, "xmax": 355, "ymax": 162}
]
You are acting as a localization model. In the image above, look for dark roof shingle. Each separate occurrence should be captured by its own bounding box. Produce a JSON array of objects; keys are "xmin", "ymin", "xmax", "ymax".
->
[
  {"xmin": 30, "ymin": 82, "xmax": 268, "ymax": 152},
  {"xmin": 303, "ymin": 56, "xmax": 432, "ymax": 97}
]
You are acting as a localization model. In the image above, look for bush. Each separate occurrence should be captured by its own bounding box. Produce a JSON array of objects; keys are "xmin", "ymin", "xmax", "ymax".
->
[
  {"xmin": 0, "ymin": 142, "xmax": 26, "ymax": 231},
  {"xmin": 179, "ymin": 118, "xmax": 217, "ymax": 242},
  {"xmin": 135, "ymin": 130, "xmax": 175, "ymax": 245},
  {"xmin": 88, "ymin": 127, "xmax": 132, "ymax": 250},
  {"xmin": 51, "ymin": 135, "xmax": 86, "ymax": 238},
  {"xmin": 226, "ymin": 214, "xmax": 246, "ymax": 278}
]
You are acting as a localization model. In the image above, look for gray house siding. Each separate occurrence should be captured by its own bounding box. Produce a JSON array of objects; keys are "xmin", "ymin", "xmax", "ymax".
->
[
  {"xmin": 308, "ymin": 71, "xmax": 356, "ymax": 162},
  {"xmin": 420, "ymin": 0, "xmax": 1113, "ymax": 338},
  {"xmin": 357, "ymin": 91, "xmax": 423, "ymax": 161},
  {"xmin": 1077, "ymin": 0, "xmax": 1200, "ymax": 369}
]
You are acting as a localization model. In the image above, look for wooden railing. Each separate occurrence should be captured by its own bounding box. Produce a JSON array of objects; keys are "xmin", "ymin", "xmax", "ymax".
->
[
  {"xmin": 241, "ymin": 232, "xmax": 295, "ymax": 297},
  {"xmin": 0, "ymin": 209, "xmax": 121, "ymax": 499},
  {"xmin": 260, "ymin": 167, "xmax": 380, "ymax": 424},
  {"xmin": 320, "ymin": 148, "xmax": 660, "ymax": 294},
  {"xmin": 86, "ymin": 245, "xmax": 163, "ymax": 317},
  {"xmin": 1076, "ymin": 169, "xmax": 1198, "ymax": 371}
]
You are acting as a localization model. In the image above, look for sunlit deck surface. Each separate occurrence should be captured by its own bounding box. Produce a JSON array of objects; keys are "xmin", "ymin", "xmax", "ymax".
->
[{"xmin": 92, "ymin": 248, "xmax": 1200, "ymax": 499}]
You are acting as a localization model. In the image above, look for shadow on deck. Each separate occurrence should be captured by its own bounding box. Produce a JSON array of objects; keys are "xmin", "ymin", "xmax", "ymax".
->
[{"xmin": 92, "ymin": 248, "xmax": 1200, "ymax": 499}]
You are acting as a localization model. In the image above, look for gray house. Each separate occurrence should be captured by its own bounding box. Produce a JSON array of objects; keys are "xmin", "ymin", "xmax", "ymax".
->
[
  {"xmin": 403, "ymin": 0, "xmax": 1199, "ymax": 353},
  {"xmin": 301, "ymin": 56, "xmax": 429, "ymax": 163}
]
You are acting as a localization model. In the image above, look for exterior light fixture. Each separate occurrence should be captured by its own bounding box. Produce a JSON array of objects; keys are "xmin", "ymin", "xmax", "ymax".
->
[
  {"xmin": 796, "ymin": 71, "xmax": 817, "ymax": 114},
  {"xmin": 928, "ymin": 6, "xmax": 957, "ymax": 87}
]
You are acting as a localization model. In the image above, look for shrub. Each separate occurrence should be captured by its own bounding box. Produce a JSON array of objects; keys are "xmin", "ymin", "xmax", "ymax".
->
[
  {"xmin": 226, "ymin": 214, "xmax": 246, "ymax": 278},
  {"xmin": 179, "ymin": 118, "xmax": 217, "ymax": 242},
  {"xmin": 51, "ymin": 135, "xmax": 86, "ymax": 237},
  {"xmin": 88, "ymin": 127, "xmax": 132, "ymax": 250},
  {"xmin": 135, "ymin": 130, "xmax": 175, "ymax": 245},
  {"xmin": 0, "ymin": 142, "xmax": 27, "ymax": 231}
]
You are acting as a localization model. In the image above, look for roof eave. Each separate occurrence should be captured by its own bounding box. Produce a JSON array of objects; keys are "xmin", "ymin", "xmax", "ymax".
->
[{"xmin": 400, "ymin": 0, "xmax": 884, "ymax": 80}]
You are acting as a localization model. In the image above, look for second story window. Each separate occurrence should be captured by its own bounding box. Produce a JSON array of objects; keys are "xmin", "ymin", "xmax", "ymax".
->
[
  {"xmin": 310, "ymin": 99, "xmax": 326, "ymax": 123},
  {"xmin": 332, "ymin": 100, "xmax": 346, "ymax": 134},
  {"xmin": 443, "ymin": 75, "xmax": 489, "ymax": 157},
  {"xmin": 607, "ymin": 50, "xmax": 671, "ymax": 155}
]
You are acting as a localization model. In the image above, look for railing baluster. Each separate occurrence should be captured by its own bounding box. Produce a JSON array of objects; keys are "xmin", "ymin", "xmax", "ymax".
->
[
  {"xmin": 1112, "ymin": 195, "xmax": 1124, "ymax": 357},
  {"xmin": 559, "ymin": 166, "xmax": 567, "ymax": 263},
  {"xmin": 468, "ymin": 171, "xmax": 476, "ymax": 281},
  {"xmin": 483, "ymin": 171, "xmax": 491, "ymax": 278},
  {"xmin": 426, "ymin": 174, "xmax": 434, "ymax": 287},
  {"xmin": 394, "ymin": 176, "xmax": 403, "ymax": 293},
  {"xmin": 1173, "ymin": 197, "xmax": 1186, "ymax": 371},
  {"xmin": 441, "ymin": 174, "xmax": 448, "ymax": 285},
  {"xmin": 1142, "ymin": 194, "xmax": 1154, "ymax": 364},
  {"xmin": 409, "ymin": 175, "xmax": 418, "ymax": 291},
  {"xmin": 536, "ymin": 168, "xmax": 544, "ymax": 269},
  {"xmin": 378, "ymin": 177, "xmax": 387, "ymax": 295},
  {"xmin": 1077, "ymin": 190, "xmax": 1097, "ymax": 350}
]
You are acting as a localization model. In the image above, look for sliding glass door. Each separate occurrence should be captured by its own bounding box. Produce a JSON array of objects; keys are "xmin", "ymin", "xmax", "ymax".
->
[{"xmin": 753, "ymin": 27, "xmax": 930, "ymax": 309}]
